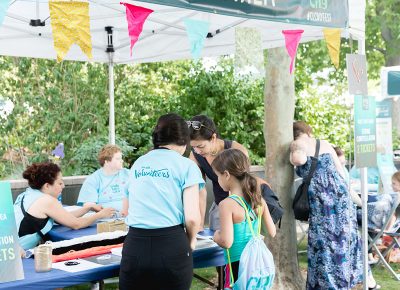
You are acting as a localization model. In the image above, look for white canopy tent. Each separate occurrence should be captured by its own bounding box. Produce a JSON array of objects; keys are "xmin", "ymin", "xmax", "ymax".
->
[
  {"xmin": 1, "ymin": 0, "xmax": 370, "ymax": 288},
  {"xmin": 0, "ymin": 0, "xmax": 365, "ymax": 143},
  {"xmin": 0, "ymin": 1, "xmax": 364, "ymax": 63}
]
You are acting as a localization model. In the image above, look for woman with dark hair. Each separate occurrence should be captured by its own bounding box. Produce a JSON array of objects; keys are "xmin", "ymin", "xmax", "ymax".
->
[
  {"xmin": 188, "ymin": 115, "xmax": 248, "ymax": 230},
  {"xmin": 290, "ymin": 121, "xmax": 379, "ymax": 289},
  {"xmin": 119, "ymin": 113, "xmax": 204, "ymax": 290},
  {"xmin": 13, "ymin": 162, "xmax": 115, "ymax": 250}
]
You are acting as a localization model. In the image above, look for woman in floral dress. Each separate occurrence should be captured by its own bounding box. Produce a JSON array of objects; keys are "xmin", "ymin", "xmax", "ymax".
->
[{"xmin": 290, "ymin": 121, "xmax": 379, "ymax": 290}]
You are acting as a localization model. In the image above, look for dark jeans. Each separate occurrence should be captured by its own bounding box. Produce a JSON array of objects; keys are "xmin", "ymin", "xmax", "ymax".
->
[{"xmin": 119, "ymin": 225, "xmax": 193, "ymax": 290}]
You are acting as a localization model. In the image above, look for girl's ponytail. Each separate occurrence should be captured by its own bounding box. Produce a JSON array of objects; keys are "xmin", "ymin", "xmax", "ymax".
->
[{"xmin": 241, "ymin": 172, "xmax": 262, "ymax": 210}]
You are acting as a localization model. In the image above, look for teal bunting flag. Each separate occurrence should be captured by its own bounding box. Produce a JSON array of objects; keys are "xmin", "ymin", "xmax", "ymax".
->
[
  {"xmin": 0, "ymin": 0, "xmax": 10, "ymax": 26},
  {"xmin": 183, "ymin": 18, "xmax": 209, "ymax": 59}
]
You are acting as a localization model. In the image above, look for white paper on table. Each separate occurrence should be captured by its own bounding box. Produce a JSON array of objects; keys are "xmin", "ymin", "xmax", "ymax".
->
[
  {"xmin": 52, "ymin": 259, "xmax": 103, "ymax": 273},
  {"xmin": 195, "ymin": 239, "xmax": 218, "ymax": 250},
  {"xmin": 110, "ymin": 247, "xmax": 122, "ymax": 257},
  {"xmin": 196, "ymin": 233, "xmax": 213, "ymax": 240}
]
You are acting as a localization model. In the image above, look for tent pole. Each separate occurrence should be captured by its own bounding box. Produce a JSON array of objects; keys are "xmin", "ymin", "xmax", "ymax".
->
[
  {"xmin": 106, "ymin": 26, "xmax": 116, "ymax": 145},
  {"xmin": 357, "ymin": 36, "xmax": 368, "ymax": 290},
  {"xmin": 108, "ymin": 53, "xmax": 115, "ymax": 145}
]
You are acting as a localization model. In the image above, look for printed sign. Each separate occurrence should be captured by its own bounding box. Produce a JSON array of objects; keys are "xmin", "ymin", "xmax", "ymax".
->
[
  {"xmin": 377, "ymin": 154, "xmax": 397, "ymax": 195},
  {"xmin": 0, "ymin": 181, "xmax": 24, "ymax": 283},
  {"xmin": 139, "ymin": 0, "xmax": 349, "ymax": 28},
  {"xmin": 376, "ymin": 99, "xmax": 396, "ymax": 194},
  {"xmin": 376, "ymin": 99, "xmax": 393, "ymax": 155},
  {"xmin": 354, "ymin": 95, "xmax": 377, "ymax": 168},
  {"xmin": 346, "ymin": 54, "xmax": 368, "ymax": 95}
]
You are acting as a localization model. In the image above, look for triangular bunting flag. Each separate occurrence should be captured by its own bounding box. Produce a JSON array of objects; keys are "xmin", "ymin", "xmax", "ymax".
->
[
  {"xmin": 235, "ymin": 27, "xmax": 264, "ymax": 75},
  {"xmin": 0, "ymin": 0, "xmax": 11, "ymax": 26},
  {"xmin": 183, "ymin": 18, "xmax": 209, "ymax": 60},
  {"xmin": 49, "ymin": 1, "xmax": 92, "ymax": 62},
  {"xmin": 282, "ymin": 30, "xmax": 304, "ymax": 74},
  {"xmin": 52, "ymin": 143, "xmax": 65, "ymax": 159},
  {"xmin": 323, "ymin": 28, "xmax": 341, "ymax": 69},
  {"xmin": 120, "ymin": 2, "xmax": 153, "ymax": 56}
]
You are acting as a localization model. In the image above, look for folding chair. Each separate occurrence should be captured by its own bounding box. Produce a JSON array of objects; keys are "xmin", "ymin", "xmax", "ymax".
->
[{"xmin": 367, "ymin": 193, "xmax": 400, "ymax": 280}]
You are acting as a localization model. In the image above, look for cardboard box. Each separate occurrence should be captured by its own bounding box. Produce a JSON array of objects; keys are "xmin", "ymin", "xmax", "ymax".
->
[{"xmin": 97, "ymin": 220, "xmax": 127, "ymax": 233}]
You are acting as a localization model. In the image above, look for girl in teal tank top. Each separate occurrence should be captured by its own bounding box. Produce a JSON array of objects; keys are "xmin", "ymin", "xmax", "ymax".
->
[{"xmin": 211, "ymin": 149, "xmax": 276, "ymax": 288}]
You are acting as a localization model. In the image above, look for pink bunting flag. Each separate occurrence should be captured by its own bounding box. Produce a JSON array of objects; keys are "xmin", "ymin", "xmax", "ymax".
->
[
  {"xmin": 282, "ymin": 30, "xmax": 304, "ymax": 74},
  {"xmin": 120, "ymin": 2, "xmax": 153, "ymax": 56}
]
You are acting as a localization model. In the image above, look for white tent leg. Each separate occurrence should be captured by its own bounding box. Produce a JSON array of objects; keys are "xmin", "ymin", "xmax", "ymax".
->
[
  {"xmin": 108, "ymin": 52, "xmax": 115, "ymax": 145},
  {"xmin": 358, "ymin": 37, "xmax": 368, "ymax": 290}
]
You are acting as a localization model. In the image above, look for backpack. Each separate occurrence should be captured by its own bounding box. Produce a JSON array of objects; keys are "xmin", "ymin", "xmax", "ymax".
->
[
  {"xmin": 292, "ymin": 139, "xmax": 320, "ymax": 222},
  {"xmin": 226, "ymin": 196, "xmax": 275, "ymax": 290},
  {"xmin": 259, "ymin": 181, "xmax": 284, "ymax": 226}
]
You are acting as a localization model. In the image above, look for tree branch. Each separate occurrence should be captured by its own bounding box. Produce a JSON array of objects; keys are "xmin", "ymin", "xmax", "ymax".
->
[{"xmin": 366, "ymin": 45, "xmax": 386, "ymax": 55}]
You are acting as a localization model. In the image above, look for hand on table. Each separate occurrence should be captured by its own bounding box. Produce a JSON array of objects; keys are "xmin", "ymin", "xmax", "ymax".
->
[
  {"xmin": 98, "ymin": 207, "xmax": 116, "ymax": 219},
  {"xmin": 120, "ymin": 208, "xmax": 128, "ymax": 217},
  {"xmin": 84, "ymin": 202, "xmax": 103, "ymax": 212}
]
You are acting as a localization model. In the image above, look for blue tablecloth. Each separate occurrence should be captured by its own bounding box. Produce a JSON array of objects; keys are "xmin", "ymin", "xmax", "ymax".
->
[
  {"xmin": 0, "ymin": 257, "xmax": 120, "ymax": 290},
  {"xmin": 0, "ymin": 227, "xmax": 224, "ymax": 289}
]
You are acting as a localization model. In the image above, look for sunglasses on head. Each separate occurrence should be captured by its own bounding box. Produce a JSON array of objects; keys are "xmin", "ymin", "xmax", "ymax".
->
[{"xmin": 186, "ymin": 121, "xmax": 214, "ymax": 132}]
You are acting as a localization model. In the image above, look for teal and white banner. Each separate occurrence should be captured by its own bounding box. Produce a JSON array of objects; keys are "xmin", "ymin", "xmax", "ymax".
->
[
  {"xmin": 376, "ymin": 99, "xmax": 393, "ymax": 155},
  {"xmin": 0, "ymin": 181, "xmax": 24, "ymax": 283},
  {"xmin": 377, "ymin": 154, "xmax": 397, "ymax": 195},
  {"xmin": 354, "ymin": 95, "xmax": 377, "ymax": 168},
  {"xmin": 138, "ymin": 0, "xmax": 349, "ymax": 28},
  {"xmin": 376, "ymin": 99, "xmax": 396, "ymax": 194}
]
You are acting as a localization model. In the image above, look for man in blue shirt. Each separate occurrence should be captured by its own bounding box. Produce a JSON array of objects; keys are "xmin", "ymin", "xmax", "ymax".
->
[{"xmin": 77, "ymin": 144, "xmax": 129, "ymax": 214}]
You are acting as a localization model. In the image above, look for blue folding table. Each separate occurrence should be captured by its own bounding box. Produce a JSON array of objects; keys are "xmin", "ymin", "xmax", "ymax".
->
[{"xmin": 0, "ymin": 226, "xmax": 225, "ymax": 289}]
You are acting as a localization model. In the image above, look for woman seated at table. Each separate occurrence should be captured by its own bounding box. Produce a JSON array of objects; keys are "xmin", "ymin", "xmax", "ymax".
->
[
  {"xmin": 77, "ymin": 144, "xmax": 129, "ymax": 215},
  {"xmin": 14, "ymin": 162, "xmax": 115, "ymax": 250}
]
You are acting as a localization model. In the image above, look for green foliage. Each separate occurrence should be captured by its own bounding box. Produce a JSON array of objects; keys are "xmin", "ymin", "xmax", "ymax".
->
[
  {"xmin": 393, "ymin": 129, "xmax": 400, "ymax": 150},
  {"xmin": 114, "ymin": 57, "xmax": 265, "ymax": 165},
  {"xmin": 0, "ymin": 56, "xmax": 266, "ymax": 178},
  {"xmin": 0, "ymin": 57, "xmax": 109, "ymax": 176},
  {"xmin": 294, "ymin": 87, "xmax": 352, "ymax": 154},
  {"xmin": 176, "ymin": 57, "xmax": 265, "ymax": 165},
  {"xmin": 67, "ymin": 136, "xmax": 135, "ymax": 176}
]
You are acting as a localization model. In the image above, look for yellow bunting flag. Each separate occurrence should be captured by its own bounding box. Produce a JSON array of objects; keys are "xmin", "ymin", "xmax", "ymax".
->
[
  {"xmin": 49, "ymin": 1, "xmax": 92, "ymax": 62},
  {"xmin": 323, "ymin": 28, "xmax": 341, "ymax": 69}
]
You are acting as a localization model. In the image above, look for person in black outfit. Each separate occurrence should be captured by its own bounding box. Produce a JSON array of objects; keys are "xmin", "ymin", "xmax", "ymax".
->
[{"xmin": 188, "ymin": 115, "xmax": 249, "ymax": 230}]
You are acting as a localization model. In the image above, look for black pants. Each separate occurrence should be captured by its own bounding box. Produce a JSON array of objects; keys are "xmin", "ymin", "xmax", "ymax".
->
[{"xmin": 119, "ymin": 225, "xmax": 193, "ymax": 290}]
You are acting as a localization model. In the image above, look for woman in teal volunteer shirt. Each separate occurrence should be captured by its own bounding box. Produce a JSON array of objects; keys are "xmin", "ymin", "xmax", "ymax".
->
[
  {"xmin": 14, "ymin": 162, "xmax": 115, "ymax": 250},
  {"xmin": 119, "ymin": 113, "xmax": 204, "ymax": 290}
]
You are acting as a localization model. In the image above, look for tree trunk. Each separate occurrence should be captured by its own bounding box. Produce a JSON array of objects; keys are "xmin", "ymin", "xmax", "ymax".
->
[{"xmin": 264, "ymin": 47, "xmax": 304, "ymax": 289}]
